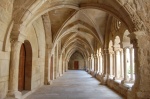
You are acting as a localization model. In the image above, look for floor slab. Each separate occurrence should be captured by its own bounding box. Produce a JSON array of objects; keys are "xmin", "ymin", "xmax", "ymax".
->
[{"xmin": 25, "ymin": 70, "xmax": 123, "ymax": 99}]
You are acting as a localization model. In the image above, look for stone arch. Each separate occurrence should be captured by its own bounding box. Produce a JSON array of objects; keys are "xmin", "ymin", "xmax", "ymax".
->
[
  {"xmin": 122, "ymin": 30, "xmax": 132, "ymax": 48},
  {"xmin": 11, "ymin": 1, "xmax": 145, "ymax": 46},
  {"xmin": 61, "ymin": 37, "xmax": 92, "ymax": 55},
  {"xmin": 68, "ymin": 51, "xmax": 85, "ymax": 70}
]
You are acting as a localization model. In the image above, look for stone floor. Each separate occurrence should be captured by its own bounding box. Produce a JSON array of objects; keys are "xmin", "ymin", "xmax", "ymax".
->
[{"xmin": 25, "ymin": 70, "xmax": 123, "ymax": 99}]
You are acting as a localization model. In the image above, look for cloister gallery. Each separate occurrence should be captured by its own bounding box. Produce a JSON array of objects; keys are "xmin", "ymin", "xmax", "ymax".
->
[{"xmin": 0, "ymin": 0, "xmax": 150, "ymax": 99}]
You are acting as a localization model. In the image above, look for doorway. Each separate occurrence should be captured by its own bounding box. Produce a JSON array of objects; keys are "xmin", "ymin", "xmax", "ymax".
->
[
  {"xmin": 74, "ymin": 61, "xmax": 79, "ymax": 70},
  {"xmin": 18, "ymin": 40, "xmax": 32, "ymax": 92}
]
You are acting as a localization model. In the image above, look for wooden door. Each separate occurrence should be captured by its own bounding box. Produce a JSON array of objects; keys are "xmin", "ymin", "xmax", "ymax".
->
[
  {"xmin": 18, "ymin": 44, "xmax": 26, "ymax": 91},
  {"xmin": 74, "ymin": 61, "xmax": 79, "ymax": 70}
]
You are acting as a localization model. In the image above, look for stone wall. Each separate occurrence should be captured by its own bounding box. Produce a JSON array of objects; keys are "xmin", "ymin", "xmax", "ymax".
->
[
  {"xmin": 68, "ymin": 52, "xmax": 85, "ymax": 70},
  {"xmin": 25, "ymin": 17, "xmax": 46, "ymax": 90},
  {"xmin": 0, "ymin": 0, "xmax": 13, "ymax": 98}
]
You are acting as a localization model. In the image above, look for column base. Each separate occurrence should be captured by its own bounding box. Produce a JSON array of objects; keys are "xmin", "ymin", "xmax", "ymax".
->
[
  {"xmin": 129, "ymin": 79, "xmax": 135, "ymax": 83},
  {"xmin": 109, "ymin": 75, "xmax": 114, "ymax": 79},
  {"xmin": 113, "ymin": 77, "xmax": 121, "ymax": 80},
  {"xmin": 121, "ymin": 80, "xmax": 129, "ymax": 84},
  {"xmin": 90, "ymin": 71, "xmax": 96, "ymax": 77},
  {"xmin": 87, "ymin": 70, "xmax": 91, "ymax": 74},
  {"xmin": 5, "ymin": 91, "xmax": 22, "ymax": 99},
  {"xmin": 59, "ymin": 73, "xmax": 62, "ymax": 77},
  {"xmin": 100, "ymin": 74, "xmax": 108, "ymax": 85},
  {"xmin": 47, "ymin": 80, "xmax": 52, "ymax": 85}
]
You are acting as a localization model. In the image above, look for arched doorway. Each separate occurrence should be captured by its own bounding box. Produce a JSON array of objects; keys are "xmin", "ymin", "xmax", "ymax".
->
[{"xmin": 18, "ymin": 40, "xmax": 32, "ymax": 92}]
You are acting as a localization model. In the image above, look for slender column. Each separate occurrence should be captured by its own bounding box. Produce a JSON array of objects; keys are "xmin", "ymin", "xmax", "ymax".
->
[
  {"xmin": 101, "ymin": 50, "xmax": 109, "ymax": 84},
  {"xmin": 91, "ymin": 55, "xmax": 94, "ymax": 71},
  {"xmin": 114, "ymin": 50, "xmax": 120, "ymax": 79},
  {"xmin": 120, "ymin": 49, "xmax": 124, "ymax": 79},
  {"xmin": 109, "ymin": 52, "xmax": 113, "ymax": 77},
  {"xmin": 104, "ymin": 50, "xmax": 109, "ymax": 76},
  {"xmin": 44, "ymin": 48, "xmax": 51, "ymax": 85},
  {"xmin": 130, "ymin": 48, "xmax": 134, "ymax": 82},
  {"xmin": 6, "ymin": 40, "xmax": 22, "ymax": 99},
  {"xmin": 94, "ymin": 54, "xmax": 98, "ymax": 73},
  {"xmin": 99, "ymin": 53, "xmax": 102, "ymax": 74},
  {"xmin": 88, "ymin": 57, "xmax": 91, "ymax": 71},
  {"xmin": 62, "ymin": 53, "xmax": 65, "ymax": 74},
  {"xmin": 112, "ymin": 53, "xmax": 115, "ymax": 76},
  {"xmin": 97, "ymin": 54, "xmax": 101, "ymax": 73},
  {"xmin": 65, "ymin": 60, "xmax": 68, "ymax": 72},
  {"xmin": 101, "ymin": 54, "xmax": 104, "ymax": 75},
  {"xmin": 121, "ymin": 48, "xmax": 128, "ymax": 84}
]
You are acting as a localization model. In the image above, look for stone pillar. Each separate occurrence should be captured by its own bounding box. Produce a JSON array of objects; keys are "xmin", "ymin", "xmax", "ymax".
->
[
  {"xmin": 101, "ymin": 50, "xmax": 109, "ymax": 84},
  {"xmin": 62, "ymin": 53, "xmax": 65, "ymax": 74},
  {"xmin": 101, "ymin": 54, "xmax": 104, "ymax": 75},
  {"xmin": 129, "ymin": 48, "xmax": 134, "ymax": 82},
  {"xmin": 126, "ymin": 31, "xmax": 150, "ymax": 99},
  {"xmin": 121, "ymin": 48, "xmax": 128, "ymax": 84},
  {"xmin": 109, "ymin": 52, "xmax": 114, "ymax": 77},
  {"xmin": 65, "ymin": 60, "xmax": 68, "ymax": 72},
  {"xmin": 114, "ymin": 50, "xmax": 120, "ymax": 79},
  {"xmin": 88, "ymin": 57, "xmax": 91, "ymax": 71},
  {"xmin": 99, "ymin": 53, "xmax": 102, "ymax": 74},
  {"xmin": 120, "ymin": 49, "xmax": 124, "ymax": 79},
  {"xmin": 6, "ymin": 40, "xmax": 22, "ymax": 99},
  {"xmin": 44, "ymin": 48, "xmax": 51, "ymax": 85},
  {"xmin": 94, "ymin": 54, "xmax": 98, "ymax": 73},
  {"xmin": 112, "ymin": 53, "xmax": 115, "ymax": 76}
]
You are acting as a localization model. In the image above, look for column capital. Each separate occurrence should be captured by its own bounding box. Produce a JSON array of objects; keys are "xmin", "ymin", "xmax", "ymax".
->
[
  {"xmin": 109, "ymin": 51, "xmax": 114, "ymax": 54},
  {"xmin": 10, "ymin": 40, "xmax": 22, "ymax": 52},
  {"xmin": 113, "ymin": 47, "xmax": 122, "ymax": 52},
  {"xmin": 128, "ymin": 31, "xmax": 146, "ymax": 48},
  {"xmin": 93, "ymin": 54, "xmax": 98, "ymax": 58}
]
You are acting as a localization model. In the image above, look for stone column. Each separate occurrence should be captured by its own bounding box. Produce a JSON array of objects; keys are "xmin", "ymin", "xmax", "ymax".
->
[
  {"xmin": 109, "ymin": 52, "xmax": 113, "ymax": 77},
  {"xmin": 62, "ymin": 53, "xmax": 65, "ymax": 74},
  {"xmin": 88, "ymin": 57, "xmax": 91, "ymax": 71},
  {"xmin": 94, "ymin": 54, "xmax": 98, "ymax": 73},
  {"xmin": 91, "ymin": 55, "xmax": 94, "ymax": 71},
  {"xmin": 114, "ymin": 50, "xmax": 120, "ymax": 79},
  {"xmin": 99, "ymin": 53, "xmax": 102, "ymax": 74},
  {"xmin": 101, "ymin": 54, "xmax": 104, "ymax": 75},
  {"xmin": 112, "ymin": 53, "xmax": 115, "ymax": 76},
  {"xmin": 101, "ymin": 50, "xmax": 109, "ymax": 84},
  {"xmin": 65, "ymin": 60, "xmax": 69, "ymax": 71},
  {"xmin": 44, "ymin": 48, "xmax": 51, "ymax": 85},
  {"xmin": 121, "ymin": 48, "xmax": 128, "ymax": 84},
  {"xmin": 129, "ymin": 48, "xmax": 134, "ymax": 82},
  {"xmin": 120, "ymin": 49, "xmax": 124, "ymax": 79},
  {"xmin": 127, "ymin": 31, "xmax": 150, "ymax": 99},
  {"xmin": 6, "ymin": 40, "xmax": 22, "ymax": 99}
]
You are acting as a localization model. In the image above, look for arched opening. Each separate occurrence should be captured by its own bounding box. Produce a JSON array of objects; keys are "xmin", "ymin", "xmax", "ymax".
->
[
  {"xmin": 68, "ymin": 51, "xmax": 85, "ymax": 70},
  {"xmin": 122, "ymin": 30, "xmax": 135, "ymax": 86},
  {"xmin": 18, "ymin": 40, "xmax": 32, "ymax": 92},
  {"xmin": 113, "ymin": 36, "xmax": 121, "ymax": 80},
  {"xmin": 108, "ymin": 40, "xmax": 114, "ymax": 78}
]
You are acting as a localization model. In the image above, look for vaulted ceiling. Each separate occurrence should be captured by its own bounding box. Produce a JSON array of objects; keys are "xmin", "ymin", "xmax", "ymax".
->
[
  {"xmin": 45, "ymin": 8, "xmax": 110, "ymax": 58},
  {"xmin": 13, "ymin": 0, "xmax": 128, "ymax": 59}
]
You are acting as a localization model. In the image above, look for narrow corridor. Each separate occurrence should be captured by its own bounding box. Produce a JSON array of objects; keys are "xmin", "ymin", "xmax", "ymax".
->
[{"xmin": 25, "ymin": 70, "xmax": 123, "ymax": 99}]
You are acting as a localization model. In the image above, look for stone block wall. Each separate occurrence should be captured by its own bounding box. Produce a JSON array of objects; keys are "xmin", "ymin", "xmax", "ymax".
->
[
  {"xmin": 0, "ymin": 0, "xmax": 13, "ymax": 98},
  {"xmin": 25, "ymin": 17, "xmax": 46, "ymax": 90}
]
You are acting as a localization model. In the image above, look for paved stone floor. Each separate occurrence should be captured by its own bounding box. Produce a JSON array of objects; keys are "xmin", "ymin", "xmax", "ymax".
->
[{"xmin": 25, "ymin": 70, "xmax": 123, "ymax": 99}]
